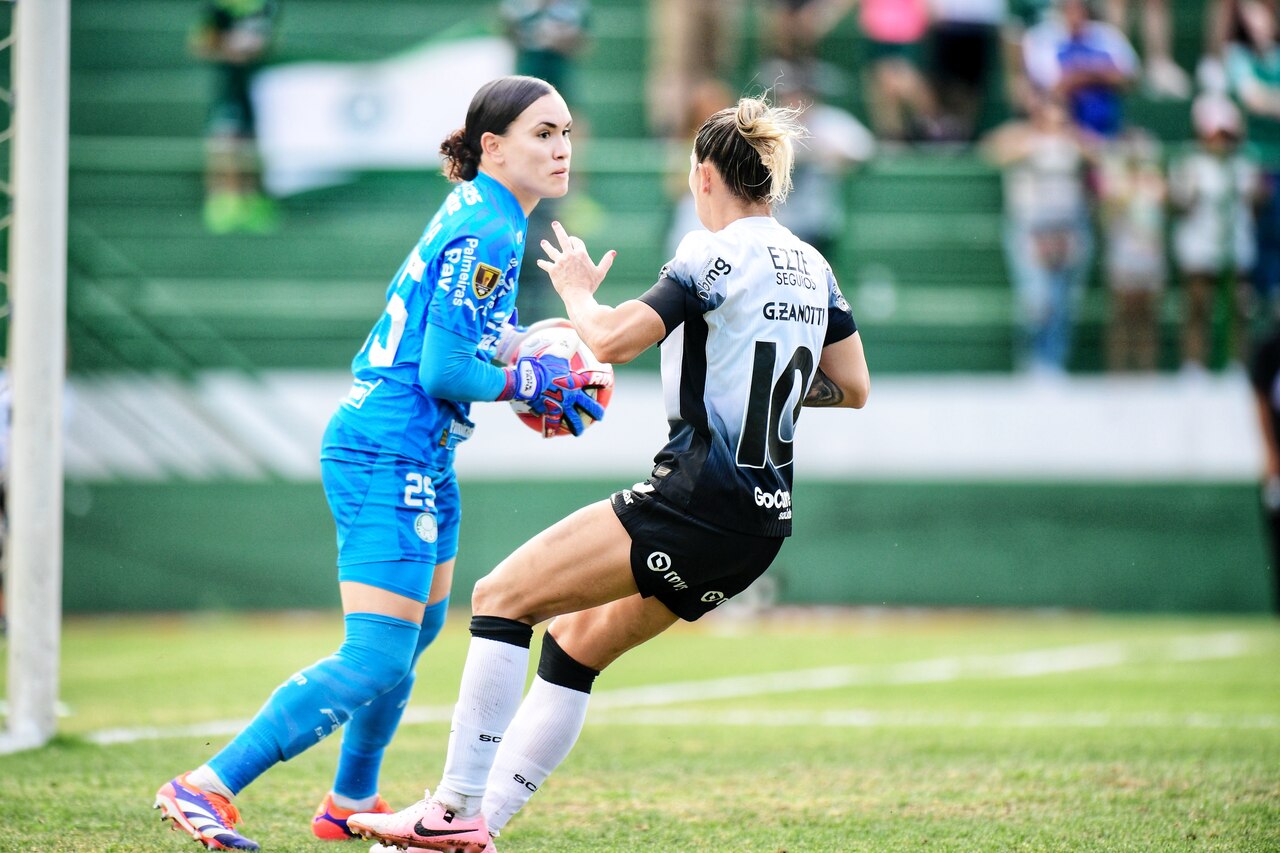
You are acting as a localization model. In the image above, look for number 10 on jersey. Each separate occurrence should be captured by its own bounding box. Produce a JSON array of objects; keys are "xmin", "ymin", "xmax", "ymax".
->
[{"xmin": 736, "ymin": 341, "xmax": 815, "ymax": 469}]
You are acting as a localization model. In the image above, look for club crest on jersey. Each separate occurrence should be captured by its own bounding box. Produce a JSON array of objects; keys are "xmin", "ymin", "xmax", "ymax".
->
[
  {"xmin": 472, "ymin": 263, "xmax": 502, "ymax": 299},
  {"xmin": 833, "ymin": 284, "xmax": 851, "ymax": 314}
]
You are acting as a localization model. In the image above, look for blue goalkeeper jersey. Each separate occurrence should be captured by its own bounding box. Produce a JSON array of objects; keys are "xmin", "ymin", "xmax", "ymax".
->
[{"xmin": 334, "ymin": 171, "xmax": 527, "ymax": 469}]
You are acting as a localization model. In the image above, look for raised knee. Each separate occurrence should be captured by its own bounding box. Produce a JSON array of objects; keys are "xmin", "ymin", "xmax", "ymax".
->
[
  {"xmin": 471, "ymin": 572, "xmax": 530, "ymax": 620},
  {"xmin": 471, "ymin": 573, "xmax": 502, "ymax": 614}
]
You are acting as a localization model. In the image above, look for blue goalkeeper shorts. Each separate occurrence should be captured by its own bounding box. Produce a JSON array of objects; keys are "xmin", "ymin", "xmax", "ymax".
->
[{"xmin": 321, "ymin": 417, "xmax": 461, "ymax": 602}]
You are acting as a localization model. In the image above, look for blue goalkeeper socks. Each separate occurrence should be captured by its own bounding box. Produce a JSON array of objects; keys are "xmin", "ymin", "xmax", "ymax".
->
[
  {"xmin": 208, "ymin": 612, "xmax": 419, "ymax": 794},
  {"xmin": 332, "ymin": 597, "xmax": 450, "ymax": 800}
]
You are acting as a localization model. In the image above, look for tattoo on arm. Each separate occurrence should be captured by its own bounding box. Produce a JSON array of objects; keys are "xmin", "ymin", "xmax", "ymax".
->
[{"xmin": 804, "ymin": 368, "xmax": 845, "ymax": 407}]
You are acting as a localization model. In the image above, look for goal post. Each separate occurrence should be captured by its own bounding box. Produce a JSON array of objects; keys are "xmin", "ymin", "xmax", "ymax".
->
[{"xmin": 0, "ymin": 0, "xmax": 70, "ymax": 754}]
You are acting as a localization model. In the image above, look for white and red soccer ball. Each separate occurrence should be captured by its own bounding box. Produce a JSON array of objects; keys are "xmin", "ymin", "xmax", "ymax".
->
[{"xmin": 508, "ymin": 323, "xmax": 614, "ymax": 437}]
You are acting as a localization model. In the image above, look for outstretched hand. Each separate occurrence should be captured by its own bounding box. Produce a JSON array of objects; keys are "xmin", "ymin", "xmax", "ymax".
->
[{"xmin": 536, "ymin": 220, "xmax": 616, "ymax": 298}]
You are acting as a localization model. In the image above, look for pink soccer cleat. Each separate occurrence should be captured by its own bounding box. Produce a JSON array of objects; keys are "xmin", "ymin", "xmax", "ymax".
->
[{"xmin": 347, "ymin": 796, "xmax": 492, "ymax": 853}]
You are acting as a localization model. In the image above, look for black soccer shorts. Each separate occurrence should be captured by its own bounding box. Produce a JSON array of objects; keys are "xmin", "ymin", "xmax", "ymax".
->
[{"xmin": 610, "ymin": 484, "xmax": 784, "ymax": 621}]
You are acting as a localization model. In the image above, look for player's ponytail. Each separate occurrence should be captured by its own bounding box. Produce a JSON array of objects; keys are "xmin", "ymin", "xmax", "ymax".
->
[
  {"xmin": 440, "ymin": 75, "xmax": 556, "ymax": 182},
  {"xmin": 439, "ymin": 128, "xmax": 479, "ymax": 182},
  {"xmin": 693, "ymin": 94, "xmax": 805, "ymax": 206}
]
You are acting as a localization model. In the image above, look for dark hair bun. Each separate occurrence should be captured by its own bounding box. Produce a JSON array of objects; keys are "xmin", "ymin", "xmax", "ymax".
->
[
  {"xmin": 440, "ymin": 76, "xmax": 555, "ymax": 183},
  {"xmin": 439, "ymin": 127, "xmax": 480, "ymax": 182}
]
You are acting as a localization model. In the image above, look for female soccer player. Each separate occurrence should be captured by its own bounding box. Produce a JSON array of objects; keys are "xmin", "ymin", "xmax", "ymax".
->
[
  {"xmin": 349, "ymin": 94, "xmax": 870, "ymax": 852},
  {"xmin": 152, "ymin": 75, "xmax": 608, "ymax": 852}
]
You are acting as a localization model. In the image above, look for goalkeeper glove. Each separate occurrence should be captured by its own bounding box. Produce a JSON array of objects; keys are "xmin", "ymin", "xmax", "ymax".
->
[{"xmin": 498, "ymin": 354, "xmax": 609, "ymax": 437}]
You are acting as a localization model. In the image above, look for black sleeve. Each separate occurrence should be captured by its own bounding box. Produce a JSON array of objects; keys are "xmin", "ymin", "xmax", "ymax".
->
[
  {"xmin": 637, "ymin": 276, "xmax": 698, "ymax": 338},
  {"xmin": 824, "ymin": 307, "xmax": 857, "ymax": 347}
]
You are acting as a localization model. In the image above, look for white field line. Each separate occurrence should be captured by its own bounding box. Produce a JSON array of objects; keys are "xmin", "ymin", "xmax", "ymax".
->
[
  {"xmin": 83, "ymin": 632, "xmax": 1256, "ymax": 745},
  {"xmin": 592, "ymin": 709, "xmax": 1280, "ymax": 729}
]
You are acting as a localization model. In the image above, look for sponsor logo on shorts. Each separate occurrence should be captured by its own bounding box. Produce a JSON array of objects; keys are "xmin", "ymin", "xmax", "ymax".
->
[
  {"xmin": 414, "ymin": 512, "xmax": 438, "ymax": 543},
  {"xmin": 646, "ymin": 551, "xmax": 687, "ymax": 591},
  {"xmin": 701, "ymin": 591, "xmax": 726, "ymax": 604}
]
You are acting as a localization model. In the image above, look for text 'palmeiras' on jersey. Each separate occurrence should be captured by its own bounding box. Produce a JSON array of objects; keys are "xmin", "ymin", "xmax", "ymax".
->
[
  {"xmin": 638, "ymin": 217, "xmax": 857, "ymax": 538},
  {"xmin": 334, "ymin": 171, "xmax": 528, "ymax": 469}
]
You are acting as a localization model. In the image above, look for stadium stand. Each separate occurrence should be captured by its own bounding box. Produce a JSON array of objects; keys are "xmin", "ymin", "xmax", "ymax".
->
[
  {"xmin": 46, "ymin": 1, "xmax": 1275, "ymax": 616},
  {"xmin": 64, "ymin": 0, "xmax": 1223, "ymax": 375}
]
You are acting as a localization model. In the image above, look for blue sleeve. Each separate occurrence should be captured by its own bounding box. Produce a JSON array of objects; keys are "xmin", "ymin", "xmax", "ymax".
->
[
  {"xmin": 426, "ymin": 229, "xmax": 516, "ymax": 341},
  {"xmin": 419, "ymin": 322, "xmax": 508, "ymax": 402}
]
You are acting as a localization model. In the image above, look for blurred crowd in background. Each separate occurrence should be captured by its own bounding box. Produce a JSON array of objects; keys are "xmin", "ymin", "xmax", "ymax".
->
[
  {"xmin": 642, "ymin": 0, "xmax": 1280, "ymax": 380},
  {"xmin": 193, "ymin": 0, "xmax": 1280, "ymax": 384}
]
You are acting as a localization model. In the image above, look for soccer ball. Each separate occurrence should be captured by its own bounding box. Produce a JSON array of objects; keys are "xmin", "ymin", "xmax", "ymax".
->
[{"xmin": 509, "ymin": 324, "xmax": 614, "ymax": 437}]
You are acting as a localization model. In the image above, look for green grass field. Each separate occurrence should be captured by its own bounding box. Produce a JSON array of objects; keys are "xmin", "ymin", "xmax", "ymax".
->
[{"xmin": 2, "ymin": 610, "xmax": 1278, "ymax": 852}]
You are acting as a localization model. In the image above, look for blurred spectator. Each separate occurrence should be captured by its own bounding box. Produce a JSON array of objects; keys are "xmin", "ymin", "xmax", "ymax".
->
[
  {"xmin": 1001, "ymin": 0, "xmax": 1055, "ymax": 114},
  {"xmin": 857, "ymin": 0, "xmax": 943, "ymax": 142},
  {"xmin": 500, "ymin": 0, "xmax": 592, "ymax": 319},
  {"xmin": 664, "ymin": 79, "xmax": 736, "ymax": 257},
  {"xmin": 189, "ymin": 0, "xmax": 280, "ymax": 235},
  {"xmin": 1169, "ymin": 94, "xmax": 1261, "ymax": 373},
  {"xmin": 1247, "ymin": 320, "xmax": 1280, "ymax": 613},
  {"xmin": 1221, "ymin": 0, "xmax": 1280, "ymax": 316},
  {"xmin": 1207, "ymin": 0, "xmax": 1278, "ymax": 60},
  {"xmin": 928, "ymin": 0, "xmax": 1008, "ymax": 141},
  {"xmin": 983, "ymin": 95, "xmax": 1094, "ymax": 375},
  {"xmin": 500, "ymin": 0, "xmax": 589, "ymax": 96},
  {"xmin": 1022, "ymin": 0, "xmax": 1139, "ymax": 141},
  {"xmin": 1097, "ymin": 129, "xmax": 1168, "ymax": 372},
  {"xmin": 647, "ymin": 0, "xmax": 744, "ymax": 138},
  {"xmin": 771, "ymin": 64, "xmax": 875, "ymax": 257},
  {"xmin": 764, "ymin": 0, "xmax": 857, "ymax": 67},
  {"xmin": 1101, "ymin": 0, "xmax": 1191, "ymax": 99}
]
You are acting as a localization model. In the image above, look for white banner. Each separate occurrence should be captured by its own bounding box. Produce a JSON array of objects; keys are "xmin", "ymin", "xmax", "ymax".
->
[
  {"xmin": 62, "ymin": 372, "xmax": 1263, "ymax": 483},
  {"xmin": 251, "ymin": 36, "xmax": 514, "ymax": 195}
]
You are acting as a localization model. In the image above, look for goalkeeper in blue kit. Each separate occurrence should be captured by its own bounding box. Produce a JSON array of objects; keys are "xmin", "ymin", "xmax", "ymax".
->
[{"xmin": 152, "ymin": 75, "xmax": 610, "ymax": 851}]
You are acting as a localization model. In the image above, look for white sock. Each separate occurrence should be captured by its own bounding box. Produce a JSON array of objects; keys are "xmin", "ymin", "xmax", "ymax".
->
[
  {"xmin": 186, "ymin": 765, "xmax": 234, "ymax": 800},
  {"xmin": 481, "ymin": 677, "xmax": 591, "ymax": 833},
  {"xmin": 437, "ymin": 636, "xmax": 531, "ymax": 817},
  {"xmin": 330, "ymin": 792, "xmax": 379, "ymax": 812}
]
